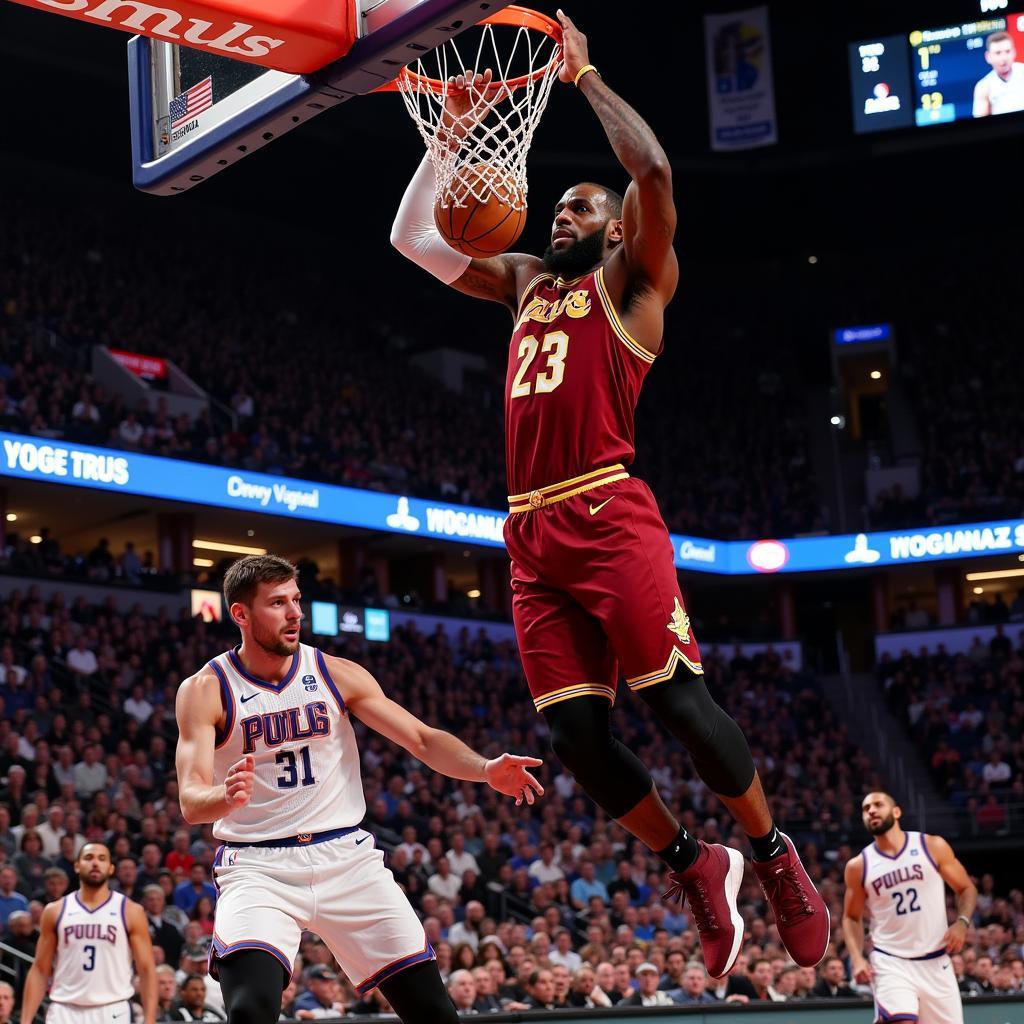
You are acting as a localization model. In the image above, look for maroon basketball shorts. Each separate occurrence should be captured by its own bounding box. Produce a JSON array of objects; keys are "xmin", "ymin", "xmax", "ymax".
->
[{"xmin": 504, "ymin": 467, "xmax": 703, "ymax": 713}]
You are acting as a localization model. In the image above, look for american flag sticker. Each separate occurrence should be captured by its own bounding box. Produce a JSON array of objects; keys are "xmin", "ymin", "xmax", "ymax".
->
[{"xmin": 170, "ymin": 76, "xmax": 213, "ymax": 129}]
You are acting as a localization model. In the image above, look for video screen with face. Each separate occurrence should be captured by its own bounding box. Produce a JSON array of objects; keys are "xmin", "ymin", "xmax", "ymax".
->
[{"xmin": 849, "ymin": 13, "xmax": 1024, "ymax": 133}]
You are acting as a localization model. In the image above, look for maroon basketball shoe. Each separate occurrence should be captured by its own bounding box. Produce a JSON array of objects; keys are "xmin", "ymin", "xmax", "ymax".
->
[
  {"xmin": 662, "ymin": 841, "xmax": 745, "ymax": 978},
  {"xmin": 751, "ymin": 831, "xmax": 830, "ymax": 967}
]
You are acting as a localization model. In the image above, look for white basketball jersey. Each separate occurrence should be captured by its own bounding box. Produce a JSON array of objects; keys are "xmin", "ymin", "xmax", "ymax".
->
[
  {"xmin": 862, "ymin": 832, "xmax": 947, "ymax": 958},
  {"xmin": 210, "ymin": 644, "xmax": 365, "ymax": 842},
  {"xmin": 50, "ymin": 891, "xmax": 134, "ymax": 1006},
  {"xmin": 983, "ymin": 64, "xmax": 1024, "ymax": 115}
]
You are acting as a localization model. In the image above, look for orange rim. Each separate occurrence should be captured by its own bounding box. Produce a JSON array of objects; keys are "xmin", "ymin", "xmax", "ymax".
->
[{"xmin": 376, "ymin": 5, "xmax": 562, "ymax": 95}]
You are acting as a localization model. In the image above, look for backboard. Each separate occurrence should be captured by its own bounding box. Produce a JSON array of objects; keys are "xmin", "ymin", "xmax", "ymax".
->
[{"xmin": 128, "ymin": 0, "xmax": 516, "ymax": 194}]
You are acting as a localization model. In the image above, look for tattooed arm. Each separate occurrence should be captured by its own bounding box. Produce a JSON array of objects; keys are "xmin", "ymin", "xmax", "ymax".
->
[{"xmin": 559, "ymin": 9, "xmax": 677, "ymax": 301}]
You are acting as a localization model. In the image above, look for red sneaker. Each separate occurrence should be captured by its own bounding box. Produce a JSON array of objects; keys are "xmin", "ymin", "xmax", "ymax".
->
[
  {"xmin": 662, "ymin": 841, "xmax": 744, "ymax": 978},
  {"xmin": 751, "ymin": 831, "xmax": 830, "ymax": 967}
]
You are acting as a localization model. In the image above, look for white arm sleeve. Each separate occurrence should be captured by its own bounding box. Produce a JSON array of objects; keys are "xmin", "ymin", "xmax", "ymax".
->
[{"xmin": 390, "ymin": 156, "xmax": 472, "ymax": 284}]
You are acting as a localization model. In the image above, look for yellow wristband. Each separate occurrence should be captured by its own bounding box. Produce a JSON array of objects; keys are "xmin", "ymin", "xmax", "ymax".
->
[{"xmin": 574, "ymin": 64, "xmax": 598, "ymax": 87}]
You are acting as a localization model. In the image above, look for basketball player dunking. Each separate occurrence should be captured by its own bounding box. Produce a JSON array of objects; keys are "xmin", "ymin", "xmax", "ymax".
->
[
  {"xmin": 174, "ymin": 555, "xmax": 543, "ymax": 1024},
  {"xmin": 843, "ymin": 792, "xmax": 977, "ymax": 1024},
  {"xmin": 20, "ymin": 843, "xmax": 157, "ymax": 1024},
  {"xmin": 391, "ymin": 9, "xmax": 828, "ymax": 977}
]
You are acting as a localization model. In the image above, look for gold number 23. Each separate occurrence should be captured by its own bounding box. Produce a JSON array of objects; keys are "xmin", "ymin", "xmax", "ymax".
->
[{"xmin": 510, "ymin": 330, "xmax": 569, "ymax": 398}]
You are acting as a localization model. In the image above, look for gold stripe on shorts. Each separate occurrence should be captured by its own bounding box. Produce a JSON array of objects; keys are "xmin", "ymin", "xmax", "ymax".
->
[{"xmin": 508, "ymin": 465, "xmax": 628, "ymax": 514}]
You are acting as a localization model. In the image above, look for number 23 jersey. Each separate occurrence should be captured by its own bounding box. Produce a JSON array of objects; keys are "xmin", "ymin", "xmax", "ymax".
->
[
  {"xmin": 505, "ymin": 267, "xmax": 656, "ymax": 495},
  {"xmin": 862, "ymin": 832, "xmax": 948, "ymax": 957},
  {"xmin": 209, "ymin": 644, "xmax": 365, "ymax": 842}
]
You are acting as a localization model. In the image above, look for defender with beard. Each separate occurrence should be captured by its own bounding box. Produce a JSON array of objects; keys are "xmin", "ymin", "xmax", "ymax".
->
[
  {"xmin": 174, "ymin": 554, "xmax": 543, "ymax": 1024},
  {"xmin": 391, "ymin": 9, "xmax": 828, "ymax": 979},
  {"xmin": 843, "ymin": 792, "xmax": 976, "ymax": 1024}
]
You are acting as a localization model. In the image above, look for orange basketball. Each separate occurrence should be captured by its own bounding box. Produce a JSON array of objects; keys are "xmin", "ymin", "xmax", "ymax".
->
[{"xmin": 434, "ymin": 163, "xmax": 526, "ymax": 259}]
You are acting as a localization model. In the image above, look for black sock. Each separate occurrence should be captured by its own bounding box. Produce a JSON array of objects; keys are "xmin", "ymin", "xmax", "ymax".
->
[
  {"xmin": 749, "ymin": 824, "xmax": 786, "ymax": 862},
  {"xmin": 655, "ymin": 827, "xmax": 700, "ymax": 872}
]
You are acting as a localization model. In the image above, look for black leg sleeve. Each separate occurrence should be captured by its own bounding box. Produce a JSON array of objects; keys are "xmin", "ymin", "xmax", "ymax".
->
[
  {"xmin": 543, "ymin": 695, "xmax": 655, "ymax": 818},
  {"xmin": 218, "ymin": 950, "xmax": 289, "ymax": 1024},
  {"xmin": 378, "ymin": 959, "xmax": 458, "ymax": 1024},
  {"xmin": 638, "ymin": 668, "xmax": 757, "ymax": 798}
]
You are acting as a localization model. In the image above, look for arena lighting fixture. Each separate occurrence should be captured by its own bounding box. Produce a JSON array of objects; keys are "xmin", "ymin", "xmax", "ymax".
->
[
  {"xmin": 808, "ymin": 255, "xmax": 819, "ymax": 264},
  {"xmin": 870, "ymin": 370, "xmax": 882, "ymax": 379},
  {"xmin": 29, "ymin": 535, "xmax": 42, "ymax": 544},
  {"xmin": 466, "ymin": 589, "xmax": 481, "ymax": 598},
  {"xmin": 194, "ymin": 558, "xmax": 215, "ymax": 567},
  {"xmin": 973, "ymin": 587, "xmax": 985, "ymax": 595},
  {"xmin": 5, "ymin": 513, "xmax": 16, "ymax": 522},
  {"xmin": 830, "ymin": 415, "xmax": 846, "ymax": 427},
  {"xmin": 193, "ymin": 539, "xmax": 267, "ymax": 555},
  {"xmin": 964, "ymin": 568, "xmax": 1024, "ymax": 582}
]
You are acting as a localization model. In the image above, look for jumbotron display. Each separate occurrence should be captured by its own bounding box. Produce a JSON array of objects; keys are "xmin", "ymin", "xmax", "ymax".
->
[{"xmin": 849, "ymin": 12, "xmax": 1024, "ymax": 132}]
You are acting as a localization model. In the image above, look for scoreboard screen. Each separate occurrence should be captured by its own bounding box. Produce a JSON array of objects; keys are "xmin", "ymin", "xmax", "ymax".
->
[{"xmin": 850, "ymin": 13, "xmax": 1024, "ymax": 133}]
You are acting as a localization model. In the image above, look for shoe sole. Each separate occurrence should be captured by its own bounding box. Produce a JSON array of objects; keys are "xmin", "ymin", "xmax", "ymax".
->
[
  {"xmin": 777, "ymin": 831, "xmax": 831, "ymax": 968},
  {"xmin": 709, "ymin": 846, "xmax": 746, "ymax": 979}
]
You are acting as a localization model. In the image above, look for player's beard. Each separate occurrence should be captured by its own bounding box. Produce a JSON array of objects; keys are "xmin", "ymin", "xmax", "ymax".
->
[
  {"xmin": 542, "ymin": 226, "xmax": 607, "ymax": 276},
  {"xmin": 868, "ymin": 812, "xmax": 896, "ymax": 835},
  {"xmin": 252, "ymin": 618, "xmax": 300, "ymax": 658}
]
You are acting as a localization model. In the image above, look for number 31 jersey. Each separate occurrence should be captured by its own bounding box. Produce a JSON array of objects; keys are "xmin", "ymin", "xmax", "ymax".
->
[
  {"xmin": 505, "ymin": 267, "xmax": 655, "ymax": 495},
  {"xmin": 210, "ymin": 644, "xmax": 365, "ymax": 842},
  {"xmin": 862, "ymin": 832, "xmax": 948, "ymax": 957}
]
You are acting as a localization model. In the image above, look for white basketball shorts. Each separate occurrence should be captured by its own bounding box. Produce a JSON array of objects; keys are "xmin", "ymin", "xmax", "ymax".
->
[
  {"xmin": 47, "ymin": 1000, "xmax": 133, "ymax": 1024},
  {"xmin": 210, "ymin": 829, "xmax": 433, "ymax": 994},
  {"xmin": 871, "ymin": 949, "xmax": 963, "ymax": 1024}
]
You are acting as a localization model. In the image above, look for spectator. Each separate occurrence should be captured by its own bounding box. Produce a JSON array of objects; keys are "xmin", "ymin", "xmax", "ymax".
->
[
  {"xmin": 39, "ymin": 868, "xmax": 68, "ymax": 906},
  {"xmin": 727, "ymin": 958, "xmax": 786, "ymax": 1002},
  {"xmin": 165, "ymin": 831, "xmax": 196, "ymax": 875},
  {"xmin": 446, "ymin": 831, "xmax": 479, "ymax": 878},
  {"xmin": 73, "ymin": 745, "xmax": 107, "ymax": 800},
  {"xmin": 428, "ymin": 857, "xmax": 462, "ymax": 903},
  {"xmin": 522, "ymin": 968, "xmax": 557, "ymax": 1010},
  {"xmin": 672, "ymin": 962, "xmax": 717, "ymax": 1005},
  {"xmin": 447, "ymin": 969, "xmax": 478, "ymax": 1015},
  {"xmin": 0, "ymin": 868, "xmax": 28, "ymax": 929},
  {"xmin": 143, "ymin": 885, "xmax": 185, "ymax": 967},
  {"xmin": 811, "ymin": 957, "xmax": 856, "ymax": 998},
  {"xmin": 569, "ymin": 860, "xmax": 609, "ymax": 910},
  {"xmin": 966, "ymin": 955, "xmax": 996, "ymax": 995},
  {"xmin": 66, "ymin": 638, "xmax": 99, "ymax": 680},
  {"xmin": 13, "ymin": 831, "xmax": 48, "ymax": 898},
  {"xmin": 173, "ymin": 865, "xmax": 216, "ymax": 915},
  {"xmin": 35, "ymin": 805, "xmax": 65, "ymax": 860},
  {"xmin": 0, "ymin": 982, "xmax": 13, "ymax": 1024},
  {"xmin": 293, "ymin": 966, "xmax": 346, "ymax": 1019},
  {"xmin": 620, "ymin": 962, "xmax": 676, "ymax": 1007},
  {"xmin": 168, "ymin": 974, "xmax": 224, "ymax": 1022},
  {"xmin": 447, "ymin": 900, "xmax": 484, "ymax": 951},
  {"xmin": 155, "ymin": 964, "xmax": 179, "ymax": 1021},
  {"xmin": 547, "ymin": 928, "xmax": 581, "ymax": 972}
]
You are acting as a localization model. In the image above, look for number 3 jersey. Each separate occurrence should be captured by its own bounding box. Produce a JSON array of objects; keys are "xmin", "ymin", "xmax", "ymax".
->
[
  {"xmin": 50, "ymin": 891, "xmax": 133, "ymax": 1006},
  {"xmin": 862, "ymin": 832, "xmax": 948, "ymax": 957},
  {"xmin": 505, "ymin": 267, "xmax": 655, "ymax": 494},
  {"xmin": 209, "ymin": 644, "xmax": 365, "ymax": 843}
]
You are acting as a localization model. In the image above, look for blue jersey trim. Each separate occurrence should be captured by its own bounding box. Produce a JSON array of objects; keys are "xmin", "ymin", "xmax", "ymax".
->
[
  {"xmin": 920, "ymin": 833, "xmax": 940, "ymax": 873},
  {"xmin": 210, "ymin": 659, "xmax": 235, "ymax": 749},
  {"xmin": 228, "ymin": 646, "xmax": 299, "ymax": 693},
  {"xmin": 874, "ymin": 946, "xmax": 946, "ymax": 962},
  {"xmin": 355, "ymin": 942, "xmax": 435, "ymax": 994},
  {"xmin": 119, "ymin": 892, "xmax": 128, "ymax": 932},
  {"xmin": 314, "ymin": 649, "xmax": 346, "ymax": 714},
  {"xmin": 74, "ymin": 892, "xmax": 114, "ymax": 915},
  {"xmin": 872, "ymin": 834, "xmax": 909, "ymax": 861},
  {"xmin": 55, "ymin": 895, "xmax": 67, "ymax": 931}
]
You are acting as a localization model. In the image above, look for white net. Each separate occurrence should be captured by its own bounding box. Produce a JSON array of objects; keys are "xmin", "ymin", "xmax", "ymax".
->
[{"xmin": 396, "ymin": 14, "xmax": 562, "ymax": 211}]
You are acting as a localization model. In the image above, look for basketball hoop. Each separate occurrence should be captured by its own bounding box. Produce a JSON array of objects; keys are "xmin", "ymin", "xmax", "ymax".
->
[{"xmin": 383, "ymin": 6, "xmax": 562, "ymax": 211}]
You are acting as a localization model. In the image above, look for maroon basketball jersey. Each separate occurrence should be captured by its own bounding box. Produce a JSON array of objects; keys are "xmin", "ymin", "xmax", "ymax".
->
[{"xmin": 505, "ymin": 266, "xmax": 656, "ymax": 494}]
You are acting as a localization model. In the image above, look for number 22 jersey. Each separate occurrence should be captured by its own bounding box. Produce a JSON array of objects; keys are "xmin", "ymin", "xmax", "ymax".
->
[{"xmin": 505, "ymin": 267, "xmax": 656, "ymax": 495}]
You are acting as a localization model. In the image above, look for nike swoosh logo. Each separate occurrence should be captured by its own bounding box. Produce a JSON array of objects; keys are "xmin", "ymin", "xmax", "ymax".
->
[
  {"xmin": 589, "ymin": 497, "xmax": 616, "ymax": 516},
  {"xmin": 355, "ymin": 836, "xmax": 370, "ymax": 845},
  {"xmin": 240, "ymin": 693, "xmax": 260, "ymax": 704}
]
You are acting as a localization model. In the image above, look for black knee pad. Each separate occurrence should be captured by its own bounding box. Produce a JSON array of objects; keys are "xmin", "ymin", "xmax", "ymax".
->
[
  {"xmin": 218, "ymin": 949, "xmax": 288, "ymax": 1024},
  {"xmin": 638, "ymin": 668, "xmax": 756, "ymax": 798},
  {"xmin": 543, "ymin": 696, "xmax": 654, "ymax": 818},
  {"xmin": 378, "ymin": 959, "xmax": 458, "ymax": 1024}
]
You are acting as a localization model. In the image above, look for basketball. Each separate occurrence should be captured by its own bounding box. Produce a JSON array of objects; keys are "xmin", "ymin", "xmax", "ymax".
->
[{"xmin": 434, "ymin": 163, "xmax": 526, "ymax": 258}]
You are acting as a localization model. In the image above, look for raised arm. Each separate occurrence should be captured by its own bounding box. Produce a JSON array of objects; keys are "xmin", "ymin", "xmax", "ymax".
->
[
  {"xmin": 174, "ymin": 670, "xmax": 253, "ymax": 825},
  {"xmin": 841, "ymin": 855, "xmax": 873, "ymax": 984},
  {"xmin": 925, "ymin": 834, "xmax": 977, "ymax": 954},
  {"xmin": 19, "ymin": 901, "xmax": 60, "ymax": 1024},
  {"xmin": 325, "ymin": 653, "xmax": 544, "ymax": 804},
  {"xmin": 126, "ymin": 900, "xmax": 158, "ymax": 1024},
  {"xmin": 558, "ymin": 10, "xmax": 677, "ymax": 297}
]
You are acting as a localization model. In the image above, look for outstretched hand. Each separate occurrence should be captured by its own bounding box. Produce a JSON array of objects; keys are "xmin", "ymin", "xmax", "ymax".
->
[
  {"xmin": 484, "ymin": 753, "xmax": 544, "ymax": 806},
  {"xmin": 556, "ymin": 9, "xmax": 591, "ymax": 84}
]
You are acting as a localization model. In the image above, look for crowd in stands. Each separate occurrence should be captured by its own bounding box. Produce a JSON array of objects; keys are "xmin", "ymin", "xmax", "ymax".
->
[
  {"xmin": 0, "ymin": 581, "xmax": 1020, "ymax": 1020},
  {"xmin": 878, "ymin": 630, "xmax": 1024, "ymax": 837},
  {"xmin": 0, "ymin": 193, "xmax": 824, "ymax": 541}
]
